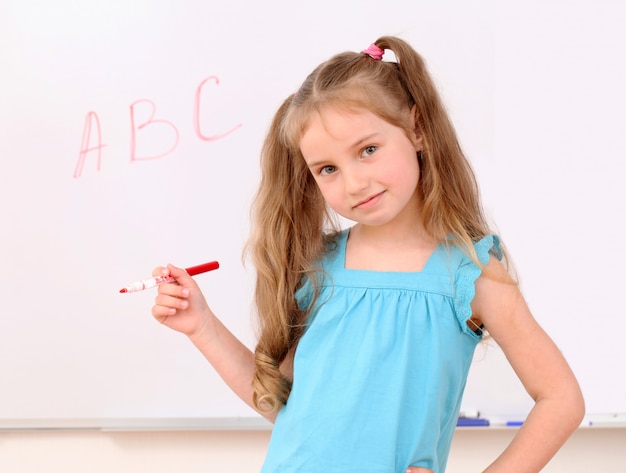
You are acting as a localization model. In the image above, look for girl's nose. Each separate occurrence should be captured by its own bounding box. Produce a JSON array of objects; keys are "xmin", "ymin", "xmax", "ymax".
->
[{"xmin": 343, "ymin": 166, "xmax": 368, "ymax": 194}]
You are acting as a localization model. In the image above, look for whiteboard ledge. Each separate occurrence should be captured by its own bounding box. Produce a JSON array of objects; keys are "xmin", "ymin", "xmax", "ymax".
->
[
  {"xmin": 582, "ymin": 413, "xmax": 626, "ymax": 428},
  {"xmin": 0, "ymin": 417, "xmax": 272, "ymax": 431},
  {"xmin": 2, "ymin": 414, "xmax": 625, "ymax": 431}
]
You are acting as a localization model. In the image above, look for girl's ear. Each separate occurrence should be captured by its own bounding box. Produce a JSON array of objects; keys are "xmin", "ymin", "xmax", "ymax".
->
[{"xmin": 410, "ymin": 104, "xmax": 424, "ymax": 150}]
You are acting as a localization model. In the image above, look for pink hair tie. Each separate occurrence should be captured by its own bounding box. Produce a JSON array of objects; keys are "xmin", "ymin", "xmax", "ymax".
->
[{"xmin": 363, "ymin": 43, "xmax": 384, "ymax": 60}]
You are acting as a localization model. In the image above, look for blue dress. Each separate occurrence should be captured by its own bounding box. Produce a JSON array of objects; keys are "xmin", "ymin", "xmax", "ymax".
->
[{"xmin": 261, "ymin": 229, "xmax": 502, "ymax": 473}]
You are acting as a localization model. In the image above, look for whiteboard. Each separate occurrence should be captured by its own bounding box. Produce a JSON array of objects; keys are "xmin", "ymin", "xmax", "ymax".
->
[{"xmin": 0, "ymin": 0, "xmax": 624, "ymax": 429}]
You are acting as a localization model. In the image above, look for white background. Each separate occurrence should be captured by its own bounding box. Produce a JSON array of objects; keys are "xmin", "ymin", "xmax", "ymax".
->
[{"xmin": 0, "ymin": 0, "xmax": 624, "ymax": 426}]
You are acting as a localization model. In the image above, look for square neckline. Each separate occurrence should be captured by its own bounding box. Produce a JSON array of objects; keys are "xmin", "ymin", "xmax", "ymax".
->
[{"xmin": 339, "ymin": 228, "xmax": 442, "ymax": 275}]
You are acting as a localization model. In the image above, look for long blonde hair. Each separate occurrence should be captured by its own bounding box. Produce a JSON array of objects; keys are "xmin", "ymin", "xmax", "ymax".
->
[{"xmin": 248, "ymin": 35, "xmax": 496, "ymax": 412}]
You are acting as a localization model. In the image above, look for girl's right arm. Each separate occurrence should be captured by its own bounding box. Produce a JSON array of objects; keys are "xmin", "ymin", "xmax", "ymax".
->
[{"xmin": 151, "ymin": 263, "xmax": 278, "ymax": 423}]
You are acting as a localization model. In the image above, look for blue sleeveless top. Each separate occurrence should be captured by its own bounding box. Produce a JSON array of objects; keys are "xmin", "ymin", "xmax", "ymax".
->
[{"xmin": 261, "ymin": 229, "xmax": 502, "ymax": 473}]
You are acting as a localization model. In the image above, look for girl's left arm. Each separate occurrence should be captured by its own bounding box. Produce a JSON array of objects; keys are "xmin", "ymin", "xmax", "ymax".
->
[{"xmin": 473, "ymin": 257, "xmax": 585, "ymax": 473}]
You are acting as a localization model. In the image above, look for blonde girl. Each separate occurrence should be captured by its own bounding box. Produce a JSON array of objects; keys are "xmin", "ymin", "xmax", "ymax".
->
[{"xmin": 151, "ymin": 36, "xmax": 584, "ymax": 472}]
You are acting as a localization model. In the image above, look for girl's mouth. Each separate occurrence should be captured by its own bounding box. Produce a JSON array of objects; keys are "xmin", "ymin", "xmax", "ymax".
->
[{"xmin": 354, "ymin": 191, "xmax": 385, "ymax": 209}]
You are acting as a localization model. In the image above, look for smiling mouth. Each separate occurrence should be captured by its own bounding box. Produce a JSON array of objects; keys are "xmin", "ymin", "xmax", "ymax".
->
[{"xmin": 354, "ymin": 191, "xmax": 384, "ymax": 209}]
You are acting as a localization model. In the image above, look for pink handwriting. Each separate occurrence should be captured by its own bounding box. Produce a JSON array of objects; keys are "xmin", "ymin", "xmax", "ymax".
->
[
  {"xmin": 74, "ymin": 75, "xmax": 242, "ymax": 178},
  {"xmin": 194, "ymin": 76, "xmax": 242, "ymax": 142},
  {"xmin": 74, "ymin": 111, "xmax": 105, "ymax": 178},
  {"xmin": 129, "ymin": 99, "xmax": 180, "ymax": 162}
]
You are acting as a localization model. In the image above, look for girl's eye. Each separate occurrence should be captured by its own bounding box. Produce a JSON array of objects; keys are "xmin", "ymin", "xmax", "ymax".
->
[
  {"xmin": 362, "ymin": 145, "xmax": 377, "ymax": 157},
  {"xmin": 320, "ymin": 165, "xmax": 336, "ymax": 176}
]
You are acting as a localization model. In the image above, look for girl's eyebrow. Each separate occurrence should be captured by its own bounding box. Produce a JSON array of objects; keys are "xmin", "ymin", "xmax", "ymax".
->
[
  {"xmin": 352, "ymin": 133, "xmax": 379, "ymax": 149},
  {"xmin": 304, "ymin": 133, "xmax": 380, "ymax": 169},
  {"xmin": 305, "ymin": 160, "xmax": 325, "ymax": 169}
]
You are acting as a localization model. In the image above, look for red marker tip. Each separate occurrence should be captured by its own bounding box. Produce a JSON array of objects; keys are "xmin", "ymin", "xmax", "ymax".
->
[{"xmin": 119, "ymin": 288, "xmax": 127, "ymax": 293}]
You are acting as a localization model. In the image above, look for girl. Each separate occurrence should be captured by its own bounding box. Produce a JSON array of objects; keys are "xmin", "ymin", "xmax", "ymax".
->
[{"xmin": 151, "ymin": 36, "xmax": 584, "ymax": 472}]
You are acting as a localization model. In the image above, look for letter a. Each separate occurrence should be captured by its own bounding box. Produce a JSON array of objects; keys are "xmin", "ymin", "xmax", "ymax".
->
[{"xmin": 74, "ymin": 111, "xmax": 106, "ymax": 178}]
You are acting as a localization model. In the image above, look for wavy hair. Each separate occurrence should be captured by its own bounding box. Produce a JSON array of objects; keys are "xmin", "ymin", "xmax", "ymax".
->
[{"xmin": 247, "ymin": 35, "xmax": 501, "ymax": 412}]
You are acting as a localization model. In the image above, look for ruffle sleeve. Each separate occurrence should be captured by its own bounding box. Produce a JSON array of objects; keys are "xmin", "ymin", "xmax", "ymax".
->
[{"xmin": 453, "ymin": 234, "xmax": 503, "ymax": 339}]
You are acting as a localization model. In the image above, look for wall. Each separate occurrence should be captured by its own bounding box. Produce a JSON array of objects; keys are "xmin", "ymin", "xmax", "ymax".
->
[{"xmin": 1, "ymin": 428, "xmax": 625, "ymax": 472}]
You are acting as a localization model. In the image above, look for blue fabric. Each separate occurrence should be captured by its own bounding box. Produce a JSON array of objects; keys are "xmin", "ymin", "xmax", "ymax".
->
[{"xmin": 261, "ymin": 229, "xmax": 502, "ymax": 473}]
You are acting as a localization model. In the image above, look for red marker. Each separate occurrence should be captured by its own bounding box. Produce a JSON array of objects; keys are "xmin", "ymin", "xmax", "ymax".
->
[{"xmin": 119, "ymin": 261, "xmax": 219, "ymax": 293}]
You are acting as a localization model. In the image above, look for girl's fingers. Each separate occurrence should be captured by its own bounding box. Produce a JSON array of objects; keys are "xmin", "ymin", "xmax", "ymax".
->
[
  {"xmin": 152, "ymin": 266, "xmax": 169, "ymax": 277},
  {"xmin": 156, "ymin": 282, "xmax": 190, "ymax": 299},
  {"xmin": 152, "ymin": 304, "xmax": 176, "ymax": 318},
  {"xmin": 154, "ymin": 292, "xmax": 189, "ymax": 311}
]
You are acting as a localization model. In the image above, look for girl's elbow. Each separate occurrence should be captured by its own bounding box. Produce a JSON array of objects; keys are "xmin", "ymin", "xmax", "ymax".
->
[
  {"xmin": 559, "ymin": 381, "xmax": 586, "ymax": 430},
  {"xmin": 571, "ymin": 387, "xmax": 586, "ymax": 425},
  {"xmin": 536, "ymin": 378, "xmax": 585, "ymax": 430}
]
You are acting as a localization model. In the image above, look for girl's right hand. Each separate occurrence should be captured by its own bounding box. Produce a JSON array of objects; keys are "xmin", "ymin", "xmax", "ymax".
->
[{"xmin": 151, "ymin": 263, "xmax": 213, "ymax": 339}]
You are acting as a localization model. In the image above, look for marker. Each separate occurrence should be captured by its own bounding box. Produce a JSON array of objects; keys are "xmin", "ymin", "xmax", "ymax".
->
[
  {"xmin": 456, "ymin": 417, "xmax": 490, "ymax": 427},
  {"xmin": 119, "ymin": 261, "xmax": 219, "ymax": 293},
  {"xmin": 506, "ymin": 421, "xmax": 524, "ymax": 427}
]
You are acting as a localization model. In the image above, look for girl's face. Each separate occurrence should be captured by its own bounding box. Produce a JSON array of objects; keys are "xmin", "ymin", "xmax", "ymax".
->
[{"xmin": 300, "ymin": 106, "xmax": 423, "ymax": 230}]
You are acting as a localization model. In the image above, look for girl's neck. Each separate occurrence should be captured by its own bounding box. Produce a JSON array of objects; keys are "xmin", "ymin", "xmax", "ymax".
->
[
  {"xmin": 350, "ymin": 219, "xmax": 434, "ymax": 245},
  {"xmin": 345, "ymin": 223, "xmax": 438, "ymax": 272}
]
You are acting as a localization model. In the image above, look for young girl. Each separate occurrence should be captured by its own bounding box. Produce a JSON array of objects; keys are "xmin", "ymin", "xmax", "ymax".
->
[{"xmin": 151, "ymin": 36, "xmax": 584, "ymax": 473}]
